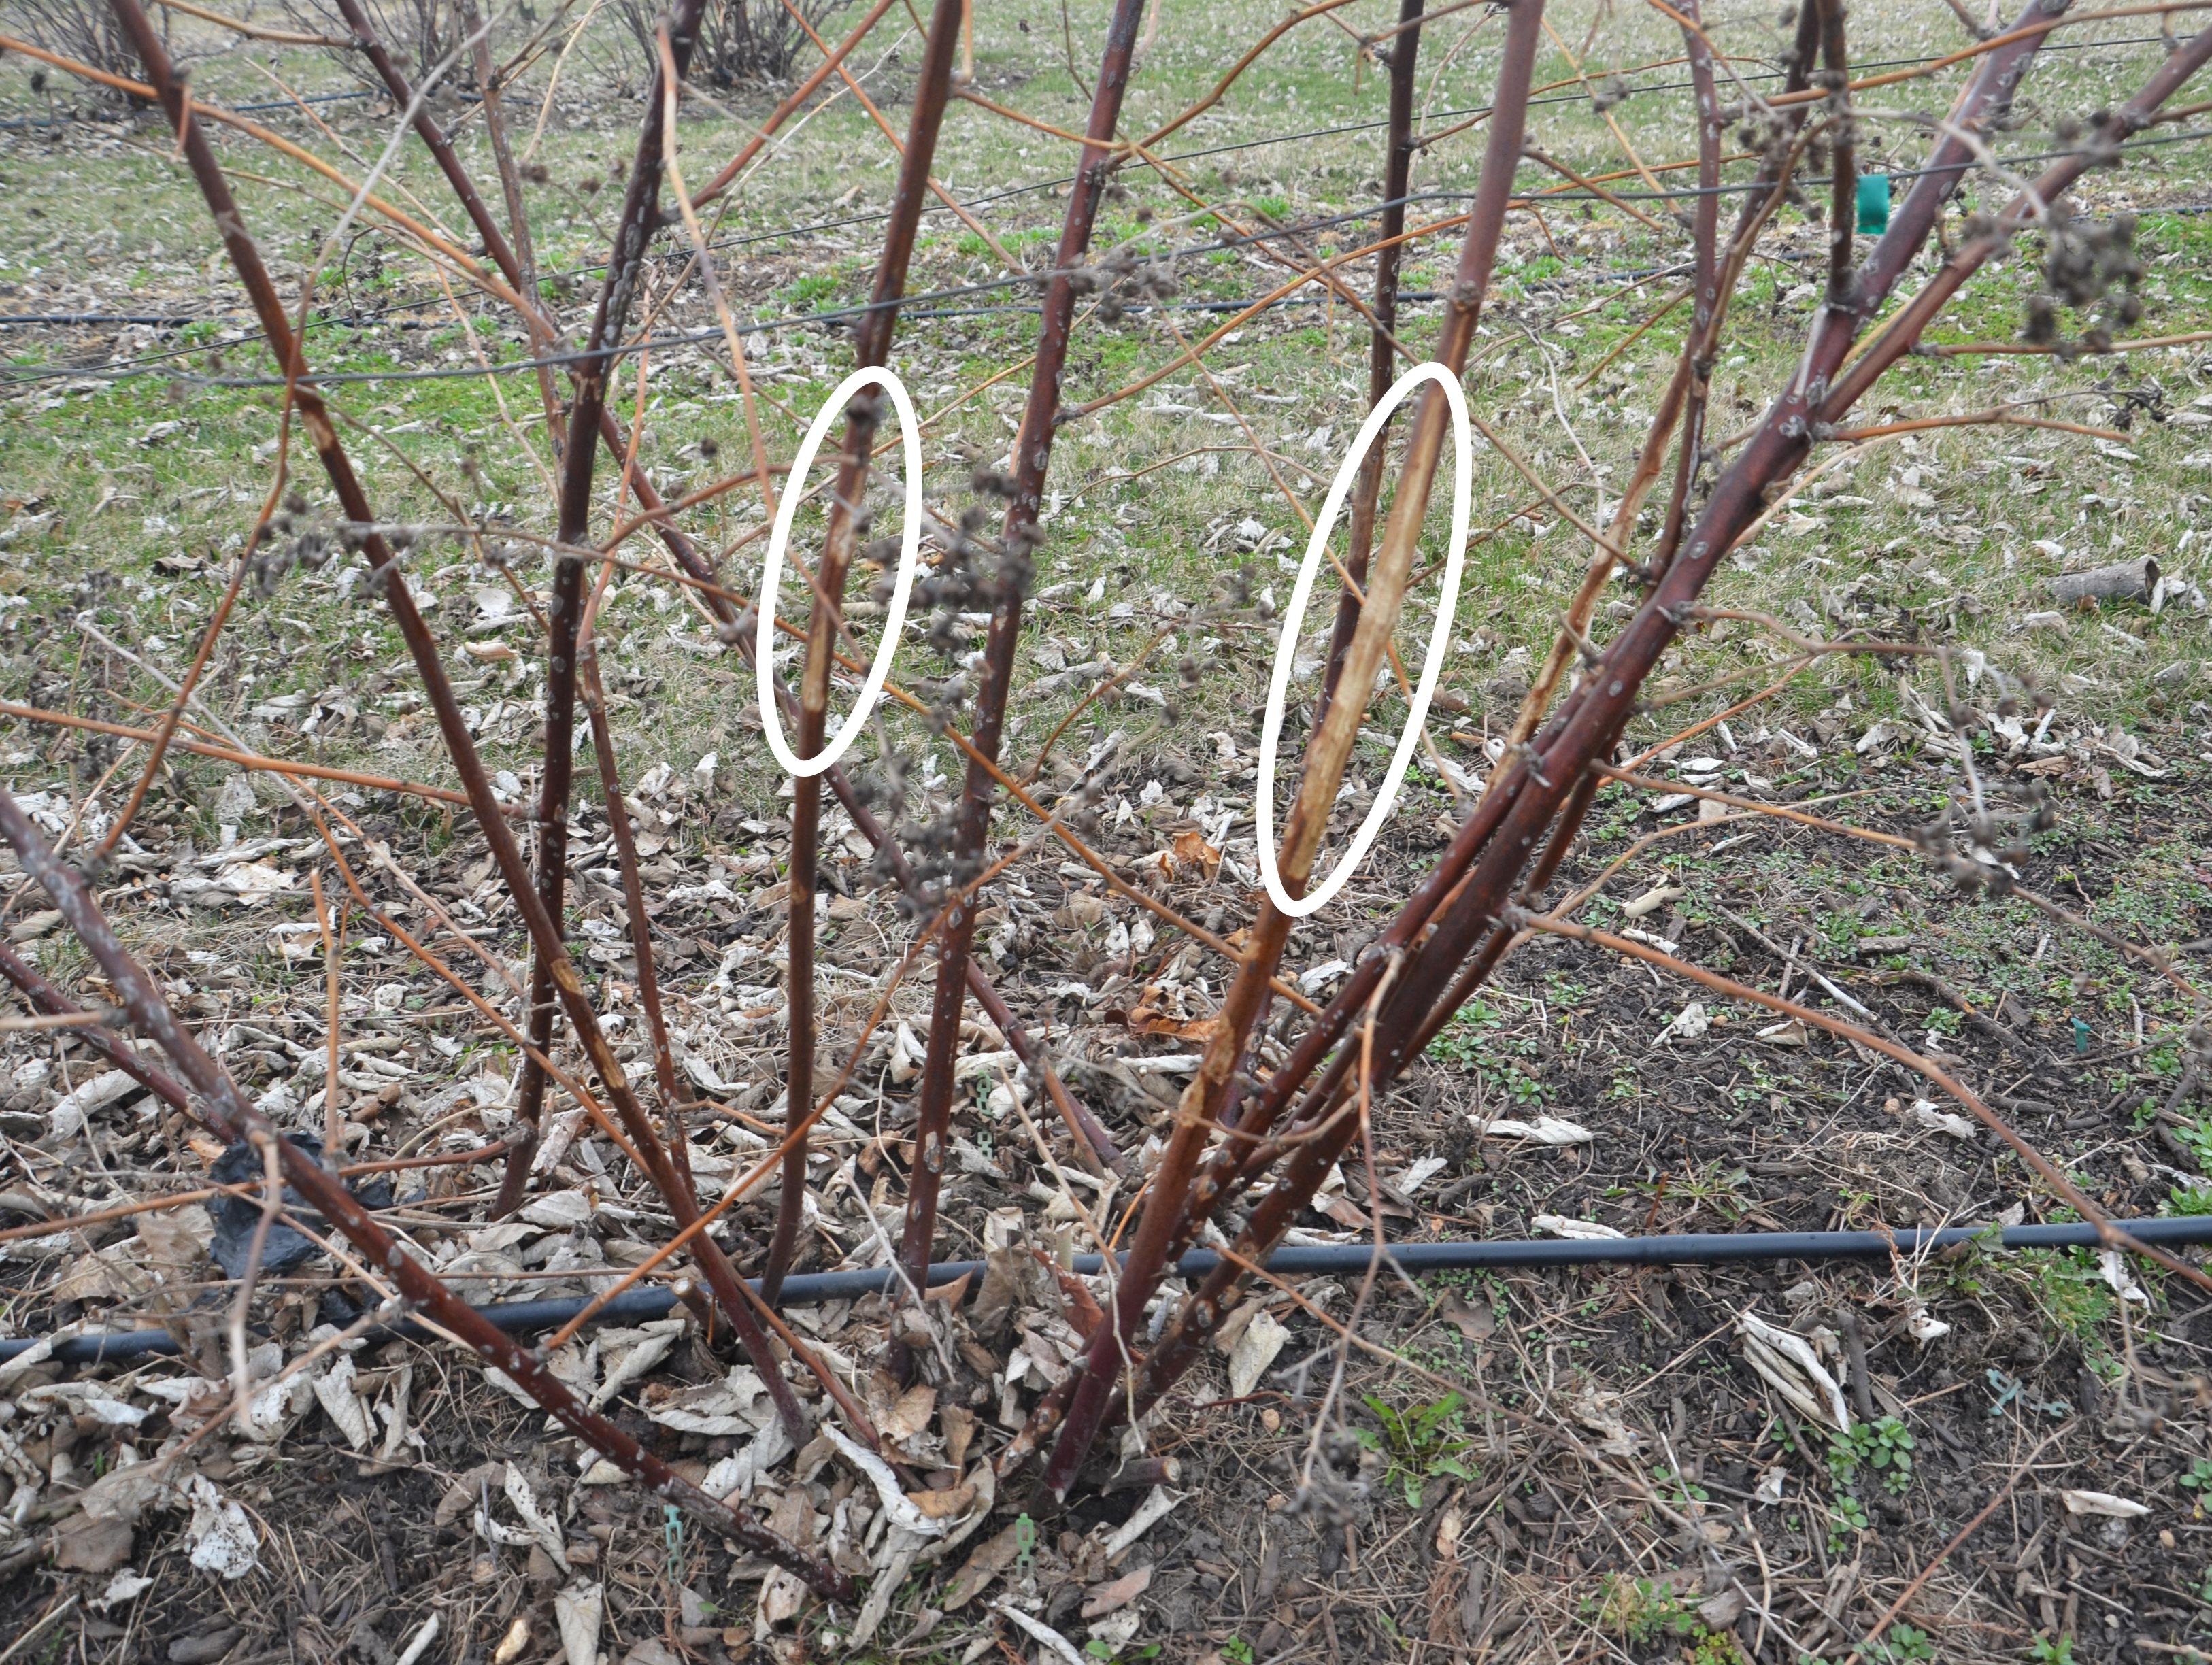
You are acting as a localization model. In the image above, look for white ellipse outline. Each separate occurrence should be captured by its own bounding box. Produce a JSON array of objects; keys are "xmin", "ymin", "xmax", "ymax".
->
[
  {"xmin": 756, "ymin": 366, "xmax": 924, "ymax": 779},
  {"xmin": 1254, "ymin": 360, "xmax": 1471, "ymax": 919}
]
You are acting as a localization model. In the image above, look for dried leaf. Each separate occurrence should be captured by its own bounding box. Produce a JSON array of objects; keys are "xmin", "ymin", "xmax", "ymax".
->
[
  {"xmin": 1082, "ymin": 1562, "xmax": 1154, "ymax": 1618},
  {"xmin": 1737, "ymin": 1312, "xmax": 1850, "ymax": 1432},
  {"xmin": 1620, "ymin": 883, "xmax": 1684, "ymax": 920},
  {"xmin": 54, "ymin": 1511, "xmax": 134, "ymax": 1572},
  {"xmin": 1226, "ymin": 1309, "xmax": 1288, "ymax": 1398},
  {"xmin": 1479, "ymin": 1115, "xmax": 1592, "ymax": 1145},
  {"xmin": 184, "ymin": 1477, "xmax": 259, "ymax": 1579},
  {"xmin": 2060, "ymin": 1489, "xmax": 2149, "ymax": 1518},
  {"xmin": 943, "ymin": 1519, "xmax": 1023, "ymax": 1611},
  {"xmin": 137, "ymin": 1203, "xmax": 214, "ymax": 1272},
  {"xmin": 1439, "ymin": 1291, "xmax": 1495, "ymax": 1342},
  {"xmin": 882, "ymin": 1383, "xmax": 937, "ymax": 1443},
  {"xmin": 1568, "ymin": 1385, "xmax": 1642, "ymax": 1459},
  {"xmin": 503, "ymin": 1466, "xmax": 566, "ymax": 1563},
  {"xmin": 79, "ymin": 1453, "xmax": 186, "ymax": 1524},
  {"xmin": 1910, "ymin": 1100, "xmax": 1976, "ymax": 1141},
  {"xmin": 1532, "ymin": 1215, "xmax": 1624, "ymax": 1240},
  {"xmin": 903, "ymin": 1481, "xmax": 977, "ymax": 1521},
  {"xmin": 89, "ymin": 1568, "xmax": 154, "ymax": 1611},
  {"xmin": 997, "ymin": 1602, "xmax": 1086, "ymax": 1665},
  {"xmin": 824, "ymin": 1424, "xmax": 945, "ymax": 1537},
  {"xmin": 554, "ymin": 1579, "xmax": 604, "ymax": 1665},
  {"xmin": 312, "ymin": 1353, "xmax": 374, "ymax": 1451},
  {"xmin": 1103, "ymin": 1485, "xmax": 1180, "ymax": 1560}
]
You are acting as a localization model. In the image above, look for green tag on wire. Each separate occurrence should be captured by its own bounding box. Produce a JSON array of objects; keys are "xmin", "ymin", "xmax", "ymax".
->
[{"xmin": 1856, "ymin": 172, "xmax": 1892, "ymax": 235}]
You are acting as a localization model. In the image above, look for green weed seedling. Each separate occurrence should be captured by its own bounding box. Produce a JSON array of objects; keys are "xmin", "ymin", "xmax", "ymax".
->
[
  {"xmin": 1798, "ymin": 1626, "xmax": 1937, "ymax": 1665},
  {"xmin": 2180, "ymin": 1456, "xmax": 2212, "ymax": 1509},
  {"xmin": 1827, "ymin": 1494, "xmax": 1870, "ymax": 1555},
  {"xmin": 1830, "ymin": 1416, "xmax": 1916, "ymax": 1496},
  {"xmin": 1586, "ymin": 1577, "xmax": 1739, "ymax": 1661},
  {"xmin": 1868, "ymin": 1624, "xmax": 1935, "ymax": 1664},
  {"xmin": 1355, "ymin": 1391, "xmax": 1477, "ymax": 1509}
]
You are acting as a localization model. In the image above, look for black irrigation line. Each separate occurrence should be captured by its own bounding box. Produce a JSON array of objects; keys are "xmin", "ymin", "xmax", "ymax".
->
[
  {"xmin": 5, "ymin": 1215, "xmax": 2209, "ymax": 1368},
  {"xmin": 0, "ymin": 288, "xmax": 1506, "ymax": 392},
  {"xmin": 13, "ymin": 106, "xmax": 2212, "ymax": 398},
  {"xmin": 0, "ymin": 86, "xmax": 373, "ymax": 133}
]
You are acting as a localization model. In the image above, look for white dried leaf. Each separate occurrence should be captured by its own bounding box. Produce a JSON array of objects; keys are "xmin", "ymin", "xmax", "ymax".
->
[
  {"xmin": 90, "ymin": 1568, "xmax": 154, "ymax": 1611},
  {"xmin": 1103, "ymin": 1485, "xmax": 1179, "ymax": 1560},
  {"xmin": 1532, "ymin": 1215, "xmax": 1624, "ymax": 1240},
  {"xmin": 23, "ymin": 1382, "xmax": 148, "ymax": 1427},
  {"xmin": 520, "ymin": 1190, "xmax": 594, "ymax": 1229},
  {"xmin": 1659, "ymin": 1001, "xmax": 1709, "ymax": 1043},
  {"xmin": 645, "ymin": 1367, "xmax": 774, "ymax": 1436},
  {"xmin": 825, "ymin": 1424, "xmax": 943, "ymax": 1537},
  {"xmin": 392, "ymin": 1615, "xmax": 440, "ymax": 1665},
  {"xmin": 1911, "ymin": 1100, "xmax": 1976, "ymax": 1141},
  {"xmin": 313, "ymin": 1354, "xmax": 375, "ymax": 1451},
  {"xmin": 699, "ymin": 1420, "xmax": 793, "ymax": 1502},
  {"xmin": 2096, "ymin": 1249, "xmax": 2149, "ymax": 1305},
  {"xmin": 1737, "ymin": 1311, "xmax": 1851, "ymax": 1432},
  {"xmin": 589, "ymin": 1332, "xmax": 676, "ymax": 1410},
  {"xmin": 1226, "ymin": 1309, "xmax": 1288, "ymax": 1398},
  {"xmin": 554, "ymin": 1579, "xmax": 604, "ymax": 1665},
  {"xmin": 2061, "ymin": 1489, "xmax": 2148, "ymax": 1518},
  {"xmin": 1479, "ymin": 1115, "xmax": 1593, "ymax": 1145},
  {"xmin": 185, "ymin": 1476, "xmax": 260, "ymax": 1579},
  {"xmin": 503, "ymin": 1466, "xmax": 566, "ymax": 1563},
  {"xmin": 997, "ymin": 1602, "xmax": 1086, "ymax": 1664},
  {"xmin": 0, "ymin": 1336, "xmax": 54, "ymax": 1386},
  {"xmin": 48, "ymin": 1069, "xmax": 139, "ymax": 1137},
  {"xmin": 1568, "ymin": 1385, "xmax": 1641, "ymax": 1458},
  {"xmin": 1620, "ymin": 883, "xmax": 1683, "ymax": 920},
  {"xmin": 1086, "ymin": 1609, "xmax": 1144, "ymax": 1655},
  {"xmin": 1906, "ymin": 1307, "xmax": 1951, "ymax": 1343}
]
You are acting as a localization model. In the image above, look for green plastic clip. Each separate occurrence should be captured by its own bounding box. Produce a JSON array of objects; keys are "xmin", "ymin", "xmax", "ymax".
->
[{"xmin": 1856, "ymin": 172, "xmax": 1892, "ymax": 235}]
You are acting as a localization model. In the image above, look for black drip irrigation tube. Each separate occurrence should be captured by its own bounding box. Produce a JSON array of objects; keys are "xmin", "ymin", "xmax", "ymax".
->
[{"xmin": 5, "ymin": 1215, "xmax": 2209, "ymax": 1369}]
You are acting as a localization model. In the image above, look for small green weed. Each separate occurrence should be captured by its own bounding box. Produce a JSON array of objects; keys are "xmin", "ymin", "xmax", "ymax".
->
[
  {"xmin": 1586, "ymin": 1577, "xmax": 1739, "ymax": 1659},
  {"xmin": 2028, "ymin": 1634, "xmax": 2076, "ymax": 1664},
  {"xmin": 777, "ymin": 272, "xmax": 841, "ymax": 312},
  {"xmin": 1652, "ymin": 1463, "xmax": 1711, "ymax": 1510},
  {"xmin": 1867, "ymin": 1624, "xmax": 1935, "ymax": 1663},
  {"xmin": 1830, "ymin": 1416, "xmax": 1916, "ymax": 1496},
  {"xmin": 1356, "ymin": 1392, "xmax": 1477, "ymax": 1508},
  {"xmin": 1827, "ymin": 1494, "xmax": 1870, "ymax": 1555},
  {"xmin": 1426, "ymin": 998, "xmax": 1503, "ymax": 1065},
  {"xmin": 1798, "ymin": 1626, "xmax": 1937, "ymax": 1665},
  {"xmin": 2025, "ymin": 1249, "xmax": 2117, "ymax": 1358}
]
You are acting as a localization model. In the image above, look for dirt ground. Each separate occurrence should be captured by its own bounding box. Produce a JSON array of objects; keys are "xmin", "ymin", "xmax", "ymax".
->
[{"xmin": 0, "ymin": 673, "xmax": 2207, "ymax": 1664}]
